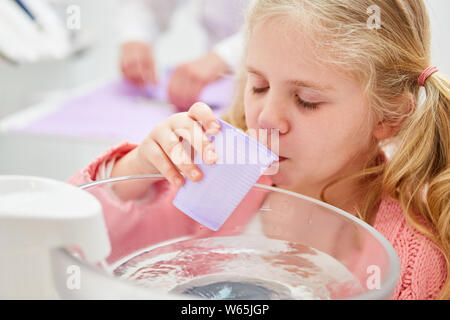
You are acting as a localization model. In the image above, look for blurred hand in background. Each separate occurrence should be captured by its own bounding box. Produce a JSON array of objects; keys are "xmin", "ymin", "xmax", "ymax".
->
[
  {"xmin": 120, "ymin": 41, "xmax": 157, "ymax": 86},
  {"xmin": 167, "ymin": 52, "xmax": 229, "ymax": 111}
]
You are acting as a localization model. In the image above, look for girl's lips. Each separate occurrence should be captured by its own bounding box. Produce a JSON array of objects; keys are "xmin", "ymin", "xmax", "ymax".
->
[{"xmin": 279, "ymin": 157, "xmax": 288, "ymax": 162}]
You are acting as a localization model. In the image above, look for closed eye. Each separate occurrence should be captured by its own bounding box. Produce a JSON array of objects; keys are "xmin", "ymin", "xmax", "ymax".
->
[
  {"xmin": 252, "ymin": 87, "xmax": 320, "ymax": 110},
  {"xmin": 252, "ymin": 87, "xmax": 269, "ymax": 94},
  {"xmin": 295, "ymin": 94, "xmax": 320, "ymax": 110}
]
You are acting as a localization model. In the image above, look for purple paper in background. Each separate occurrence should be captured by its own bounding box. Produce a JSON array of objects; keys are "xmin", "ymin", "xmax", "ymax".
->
[{"xmin": 9, "ymin": 70, "xmax": 234, "ymax": 143}]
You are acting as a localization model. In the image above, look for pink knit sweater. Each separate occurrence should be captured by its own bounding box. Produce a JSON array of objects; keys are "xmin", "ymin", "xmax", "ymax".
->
[{"xmin": 68, "ymin": 142, "xmax": 447, "ymax": 300}]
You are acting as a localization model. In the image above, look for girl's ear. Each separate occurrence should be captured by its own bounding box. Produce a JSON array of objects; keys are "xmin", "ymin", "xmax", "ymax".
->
[
  {"xmin": 372, "ymin": 121, "xmax": 399, "ymax": 141},
  {"xmin": 372, "ymin": 92, "xmax": 416, "ymax": 141}
]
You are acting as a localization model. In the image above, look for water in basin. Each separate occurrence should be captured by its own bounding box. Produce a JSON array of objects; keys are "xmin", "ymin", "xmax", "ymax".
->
[{"xmin": 113, "ymin": 235, "xmax": 364, "ymax": 300}]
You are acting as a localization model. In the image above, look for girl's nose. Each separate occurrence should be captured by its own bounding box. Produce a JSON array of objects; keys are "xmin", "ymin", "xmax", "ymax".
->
[{"xmin": 257, "ymin": 94, "xmax": 290, "ymax": 135}]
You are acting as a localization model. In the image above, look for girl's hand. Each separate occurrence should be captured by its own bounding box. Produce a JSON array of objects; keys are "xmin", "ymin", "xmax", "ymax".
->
[{"xmin": 128, "ymin": 102, "xmax": 221, "ymax": 187}]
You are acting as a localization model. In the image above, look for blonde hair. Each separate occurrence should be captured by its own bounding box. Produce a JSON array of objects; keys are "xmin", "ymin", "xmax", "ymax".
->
[{"xmin": 221, "ymin": 0, "xmax": 450, "ymax": 299}]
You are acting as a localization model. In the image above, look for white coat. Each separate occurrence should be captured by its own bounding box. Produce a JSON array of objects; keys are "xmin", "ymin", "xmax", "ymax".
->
[{"xmin": 118, "ymin": 0, "xmax": 248, "ymax": 71}]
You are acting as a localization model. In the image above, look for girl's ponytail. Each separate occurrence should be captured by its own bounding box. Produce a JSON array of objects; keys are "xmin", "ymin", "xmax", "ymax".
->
[{"xmin": 382, "ymin": 70, "xmax": 450, "ymax": 299}]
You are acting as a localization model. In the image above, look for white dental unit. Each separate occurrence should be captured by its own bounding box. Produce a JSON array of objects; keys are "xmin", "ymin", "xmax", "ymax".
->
[{"xmin": 0, "ymin": 175, "xmax": 110, "ymax": 299}]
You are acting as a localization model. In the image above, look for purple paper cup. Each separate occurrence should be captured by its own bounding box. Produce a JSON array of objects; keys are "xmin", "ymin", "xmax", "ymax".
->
[{"xmin": 172, "ymin": 119, "xmax": 279, "ymax": 231}]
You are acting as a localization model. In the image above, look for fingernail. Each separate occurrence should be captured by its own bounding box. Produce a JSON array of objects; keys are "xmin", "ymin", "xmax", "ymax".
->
[
  {"xmin": 206, "ymin": 149, "xmax": 218, "ymax": 164},
  {"xmin": 191, "ymin": 169, "xmax": 200, "ymax": 179},
  {"xmin": 207, "ymin": 121, "xmax": 221, "ymax": 134}
]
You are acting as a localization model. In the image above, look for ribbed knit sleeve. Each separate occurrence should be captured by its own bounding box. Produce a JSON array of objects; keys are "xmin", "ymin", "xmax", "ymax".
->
[
  {"xmin": 373, "ymin": 195, "xmax": 447, "ymax": 300},
  {"xmin": 67, "ymin": 141, "xmax": 139, "ymax": 187}
]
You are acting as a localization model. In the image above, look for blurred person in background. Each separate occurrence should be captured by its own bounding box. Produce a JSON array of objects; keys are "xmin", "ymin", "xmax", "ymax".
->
[{"xmin": 118, "ymin": 0, "xmax": 247, "ymax": 111}]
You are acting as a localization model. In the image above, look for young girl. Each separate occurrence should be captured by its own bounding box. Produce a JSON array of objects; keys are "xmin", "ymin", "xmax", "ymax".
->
[{"xmin": 69, "ymin": 0, "xmax": 449, "ymax": 299}]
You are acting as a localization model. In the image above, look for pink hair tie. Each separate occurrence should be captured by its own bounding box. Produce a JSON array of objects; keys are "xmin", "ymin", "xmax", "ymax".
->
[{"xmin": 418, "ymin": 66, "xmax": 438, "ymax": 87}]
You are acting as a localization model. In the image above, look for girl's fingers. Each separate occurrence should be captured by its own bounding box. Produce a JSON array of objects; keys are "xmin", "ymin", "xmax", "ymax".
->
[
  {"xmin": 150, "ymin": 125, "xmax": 204, "ymax": 182},
  {"xmin": 146, "ymin": 107, "xmax": 221, "ymax": 185},
  {"xmin": 142, "ymin": 139, "xmax": 185, "ymax": 187},
  {"xmin": 187, "ymin": 102, "xmax": 221, "ymax": 135},
  {"xmin": 168, "ymin": 112, "xmax": 219, "ymax": 166}
]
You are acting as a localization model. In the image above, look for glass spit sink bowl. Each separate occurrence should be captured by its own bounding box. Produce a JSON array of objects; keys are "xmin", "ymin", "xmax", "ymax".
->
[{"xmin": 51, "ymin": 175, "xmax": 400, "ymax": 300}]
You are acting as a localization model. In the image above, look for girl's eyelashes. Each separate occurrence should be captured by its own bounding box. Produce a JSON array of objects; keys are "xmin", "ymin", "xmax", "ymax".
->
[
  {"xmin": 251, "ymin": 86, "xmax": 320, "ymax": 110},
  {"xmin": 252, "ymin": 86, "xmax": 269, "ymax": 94},
  {"xmin": 295, "ymin": 94, "xmax": 320, "ymax": 110}
]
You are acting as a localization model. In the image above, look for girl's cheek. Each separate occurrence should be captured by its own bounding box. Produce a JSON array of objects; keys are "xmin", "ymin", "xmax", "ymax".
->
[{"xmin": 244, "ymin": 95, "xmax": 259, "ymax": 129}]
